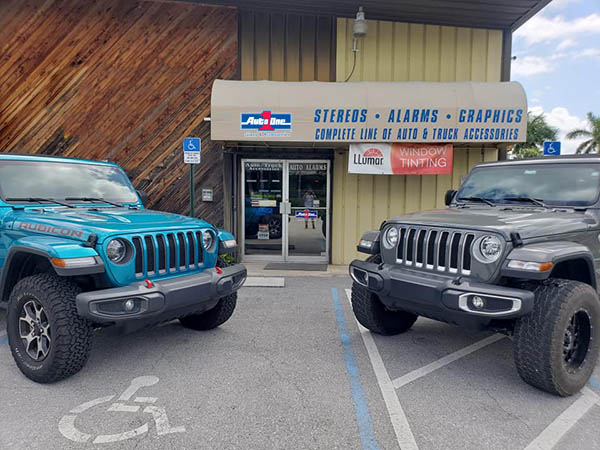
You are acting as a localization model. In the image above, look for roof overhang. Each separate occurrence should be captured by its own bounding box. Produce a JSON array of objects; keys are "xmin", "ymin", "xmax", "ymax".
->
[
  {"xmin": 180, "ymin": 0, "xmax": 552, "ymax": 31},
  {"xmin": 211, "ymin": 80, "xmax": 528, "ymax": 145}
]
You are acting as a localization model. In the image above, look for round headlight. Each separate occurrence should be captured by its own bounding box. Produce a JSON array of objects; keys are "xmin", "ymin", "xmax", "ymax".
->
[
  {"xmin": 479, "ymin": 235, "xmax": 503, "ymax": 262},
  {"xmin": 106, "ymin": 239, "xmax": 127, "ymax": 263},
  {"xmin": 202, "ymin": 230, "xmax": 215, "ymax": 250},
  {"xmin": 383, "ymin": 227, "xmax": 399, "ymax": 248}
]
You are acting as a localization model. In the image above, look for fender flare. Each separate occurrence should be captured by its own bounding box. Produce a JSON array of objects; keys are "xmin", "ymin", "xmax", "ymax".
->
[
  {"xmin": 217, "ymin": 229, "xmax": 237, "ymax": 254},
  {"xmin": 0, "ymin": 241, "xmax": 104, "ymax": 304},
  {"xmin": 501, "ymin": 241, "xmax": 596, "ymax": 287}
]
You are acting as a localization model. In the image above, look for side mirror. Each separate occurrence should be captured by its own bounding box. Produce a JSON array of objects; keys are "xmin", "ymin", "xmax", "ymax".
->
[
  {"xmin": 137, "ymin": 190, "xmax": 149, "ymax": 207},
  {"xmin": 445, "ymin": 189, "xmax": 457, "ymax": 206}
]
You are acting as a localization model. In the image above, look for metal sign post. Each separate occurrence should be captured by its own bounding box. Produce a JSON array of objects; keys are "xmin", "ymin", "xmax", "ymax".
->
[{"xmin": 183, "ymin": 137, "xmax": 201, "ymax": 217}]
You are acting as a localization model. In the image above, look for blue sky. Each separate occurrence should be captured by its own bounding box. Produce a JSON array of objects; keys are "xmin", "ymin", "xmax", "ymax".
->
[{"xmin": 512, "ymin": 0, "xmax": 600, "ymax": 153}]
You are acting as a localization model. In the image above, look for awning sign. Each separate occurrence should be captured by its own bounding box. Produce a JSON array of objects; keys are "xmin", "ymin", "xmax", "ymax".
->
[
  {"xmin": 349, "ymin": 143, "xmax": 453, "ymax": 175},
  {"xmin": 211, "ymin": 80, "xmax": 528, "ymax": 144}
]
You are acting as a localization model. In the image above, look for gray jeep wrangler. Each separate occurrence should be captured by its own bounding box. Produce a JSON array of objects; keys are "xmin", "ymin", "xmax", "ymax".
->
[{"xmin": 350, "ymin": 156, "xmax": 600, "ymax": 396}]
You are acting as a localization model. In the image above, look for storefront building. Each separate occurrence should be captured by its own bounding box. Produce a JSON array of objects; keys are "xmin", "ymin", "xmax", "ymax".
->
[{"xmin": 0, "ymin": 0, "xmax": 550, "ymax": 264}]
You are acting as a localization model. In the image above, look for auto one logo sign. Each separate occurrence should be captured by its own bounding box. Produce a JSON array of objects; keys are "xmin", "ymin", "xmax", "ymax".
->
[
  {"xmin": 349, "ymin": 143, "xmax": 453, "ymax": 175},
  {"xmin": 241, "ymin": 111, "xmax": 292, "ymax": 138}
]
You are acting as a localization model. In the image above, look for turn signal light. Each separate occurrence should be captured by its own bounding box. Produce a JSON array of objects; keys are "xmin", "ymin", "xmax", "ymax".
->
[
  {"xmin": 507, "ymin": 260, "xmax": 554, "ymax": 272},
  {"xmin": 51, "ymin": 257, "xmax": 98, "ymax": 268}
]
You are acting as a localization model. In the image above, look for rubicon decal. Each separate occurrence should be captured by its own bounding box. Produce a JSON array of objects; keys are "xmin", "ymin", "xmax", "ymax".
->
[
  {"xmin": 17, "ymin": 222, "xmax": 84, "ymax": 238},
  {"xmin": 241, "ymin": 111, "xmax": 292, "ymax": 137}
]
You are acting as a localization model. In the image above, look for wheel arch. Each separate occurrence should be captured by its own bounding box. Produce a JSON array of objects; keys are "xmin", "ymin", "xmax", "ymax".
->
[
  {"xmin": 0, "ymin": 247, "xmax": 57, "ymax": 304},
  {"xmin": 550, "ymin": 257, "xmax": 596, "ymax": 289},
  {"xmin": 0, "ymin": 244, "xmax": 105, "ymax": 305}
]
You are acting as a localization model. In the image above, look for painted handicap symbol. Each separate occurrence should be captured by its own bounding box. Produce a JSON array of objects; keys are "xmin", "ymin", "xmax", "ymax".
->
[{"xmin": 58, "ymin": 376, "xmax": 185, "ymax": 444}]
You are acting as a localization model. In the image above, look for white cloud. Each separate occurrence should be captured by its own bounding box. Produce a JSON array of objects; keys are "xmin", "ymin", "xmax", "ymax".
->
[
  {"xmin": 556, "ymin": 38, "xmax": 577, "ymax": 51},
  {"xmin": 512, "ymin": 56, "xmax": 554, "ymax": 77},
  {"xmin": 572, "ymin": 48, "xmax": 600, "ymax": 58},
  {"xmin": 515, "ymin": 14, "xmax": 600, "ymax": 45},
  {"xmin": 529, "ymin": 106, "xmax": 589, "ymax": 154}
]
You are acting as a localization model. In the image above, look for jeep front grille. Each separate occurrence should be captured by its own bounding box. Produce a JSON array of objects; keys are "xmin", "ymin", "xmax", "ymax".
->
[
  {"xmin": 131, "ymin": 231, "xmax": 204, "ymax": 279},
  {"xmin": 396, "ymin": 226, "xmax": 475, "ymax": 275}
]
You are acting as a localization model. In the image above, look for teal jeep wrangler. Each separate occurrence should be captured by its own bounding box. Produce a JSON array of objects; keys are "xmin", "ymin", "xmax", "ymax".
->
[{"xmin": 0, "ymin": 154, "xmax": 246, "ymax": 383}]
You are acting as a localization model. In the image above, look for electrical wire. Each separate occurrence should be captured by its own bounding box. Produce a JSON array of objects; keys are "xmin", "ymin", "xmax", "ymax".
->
[{"xmin": 344, "ymin": 50, "xmax": 357, "ymax": 82}]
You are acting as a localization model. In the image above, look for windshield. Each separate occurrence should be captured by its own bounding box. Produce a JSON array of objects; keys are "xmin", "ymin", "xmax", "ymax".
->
[
  {"xmin": 456, "ymin": 163, "xmax": 600, "ymax": 207},
  {"xmin": 0, "ymin": 160, "xmax": 139, "ymax": 204}
]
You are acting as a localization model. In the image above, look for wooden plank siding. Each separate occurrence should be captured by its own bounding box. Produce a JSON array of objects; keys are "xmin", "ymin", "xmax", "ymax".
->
[
  {"xmin": 332, "ymin": 19, "xmax": 503, "ymax": 264},
  {"xmin": 0, "ymin": 0, "xmax": 238, "ymax": 225}
]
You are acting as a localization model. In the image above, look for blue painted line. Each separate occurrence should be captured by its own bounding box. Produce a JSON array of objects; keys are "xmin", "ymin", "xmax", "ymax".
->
[
  {"xmin": 590, "ymin": 378, "xmax": 600, "ymax": 390},
  {"xmin": 0, "ymin": 334, "xmax": 7, "ymax": 345},
  {"xmin": 331, "ymin": 287, "xmax": 381, "ymax": 450}
]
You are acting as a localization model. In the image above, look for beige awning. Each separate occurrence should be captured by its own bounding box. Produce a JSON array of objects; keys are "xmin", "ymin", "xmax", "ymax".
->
[{"xmin": 211, "ymin": 80, "xmax": 527, "ymax": 144}]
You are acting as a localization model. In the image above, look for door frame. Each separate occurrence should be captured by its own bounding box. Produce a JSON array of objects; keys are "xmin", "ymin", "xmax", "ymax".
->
[
  {"xmin": 240, "ymin": 158, "xmax": 330, "ymax": 263},
  {"xmin": 284, "ymin": 159, "xmax": 330, "ymax": 263}
]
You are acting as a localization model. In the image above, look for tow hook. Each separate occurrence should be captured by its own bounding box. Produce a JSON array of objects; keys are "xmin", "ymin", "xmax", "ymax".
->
[{"xmin": 453, "ymin": 276, "xmax": 463, "ymax": 286}]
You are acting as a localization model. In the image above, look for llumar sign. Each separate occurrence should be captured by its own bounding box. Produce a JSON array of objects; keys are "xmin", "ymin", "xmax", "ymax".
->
[
  {"xmin": 349, "ymin": 143, "xmax": 453, "ymax": 175},
  {"xmin": 17, "ymin": 222, "xmax": 84, "ymax": 238}
]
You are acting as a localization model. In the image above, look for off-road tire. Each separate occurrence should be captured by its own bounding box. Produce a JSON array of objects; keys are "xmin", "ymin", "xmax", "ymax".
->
[
  {"xmin": 178, "ymin": 257, "xmax": 237, "ymax": 330},
  {"xmin": 351, "ymin": 255, "xmax": 418, "ymax": 336},
  {"xmin": 7, "ymin": 273, "xmax": 93, "ymax": 383},
  {"xmin": 513, "ymin": 279, "xmax": 600, "ymax": 396},
  {"xmin": 179, "ymin": 293, "xmax": 237, "ymax": 331}
]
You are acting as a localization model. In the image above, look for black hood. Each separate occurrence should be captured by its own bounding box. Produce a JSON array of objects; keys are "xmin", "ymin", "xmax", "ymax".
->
[{"xmin": 387, "ymin": 207, "xmax": 598, "ymax": 240}]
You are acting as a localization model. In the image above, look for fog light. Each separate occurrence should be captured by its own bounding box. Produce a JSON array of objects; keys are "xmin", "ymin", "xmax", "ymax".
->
[
  {"xmin": 472, "ymin": 296, "xmax": 485, "ymax": 309},
  {"xmin": 124, "ymin": 299, "xmax": 136, "ymax": 311}
]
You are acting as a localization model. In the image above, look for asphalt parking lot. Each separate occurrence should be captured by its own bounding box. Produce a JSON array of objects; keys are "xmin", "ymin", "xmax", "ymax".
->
[{"xmin": 1, "ymin": 275, "xmax": 599, "ymax": 450}]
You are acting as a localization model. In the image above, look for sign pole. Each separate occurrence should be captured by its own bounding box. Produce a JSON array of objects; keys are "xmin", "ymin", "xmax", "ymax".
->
[
  {"xmin": 183, "ymin": 136, "xmax": 201, "ymax": 217},
  {"xmin": 190, "ymin": 164, "xmax": 195, "ymax": 217}
]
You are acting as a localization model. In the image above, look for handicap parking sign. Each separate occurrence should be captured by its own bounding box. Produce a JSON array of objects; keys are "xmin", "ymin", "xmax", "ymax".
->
[
  {"xmin": 183, "ymin": 137, "xmax": 201, "ymax": 164},
  {"xmin": 543, "ymin": 141, "xmax": 561, "ymax": 156}
]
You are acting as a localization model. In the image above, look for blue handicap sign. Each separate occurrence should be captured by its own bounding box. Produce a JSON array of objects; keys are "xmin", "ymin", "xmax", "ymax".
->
[
  {"xmin": 543, "ymin": 141, "xmax": 561, "ymax": 156},
  {"xmin": 184, "ymin": 137, "xmax": 201, "ymax": 152}
]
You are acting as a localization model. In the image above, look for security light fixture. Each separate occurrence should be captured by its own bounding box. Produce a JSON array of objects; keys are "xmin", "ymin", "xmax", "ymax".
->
[{"xmin": 345, "ymin": 6, "xmax": 368, "ymax": 81}]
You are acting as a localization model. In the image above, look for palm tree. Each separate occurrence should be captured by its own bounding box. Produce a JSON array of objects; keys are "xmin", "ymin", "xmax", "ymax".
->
[
  {"xmin": 566, "ymin": 112, "xmax": 600, "ymax": 154},
  {"xmin": 511, "ymin": 112, "xmax": 557, "ymax": 159}
]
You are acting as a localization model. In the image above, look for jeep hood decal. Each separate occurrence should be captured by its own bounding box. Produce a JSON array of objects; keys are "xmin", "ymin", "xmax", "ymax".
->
[
  {"xmin": 7, "ymin": 208, "xmax": 211, "ymax": 242},
  {"xmin": 387, "ymin": 208, "xmax": 596, "ymax": 239}
]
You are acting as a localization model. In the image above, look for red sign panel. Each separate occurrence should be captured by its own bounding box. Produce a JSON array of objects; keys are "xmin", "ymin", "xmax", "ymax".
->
[{"xmin": 390, "ymin": 143, "xmax": 453, "ymax": 175}]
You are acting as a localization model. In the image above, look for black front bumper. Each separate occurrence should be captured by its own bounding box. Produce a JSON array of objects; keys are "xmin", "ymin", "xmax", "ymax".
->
[
  {"xmin": 350, "ymin": 259, "xmax": 534, "ymax": 327},
  {"xmin": 76, "ymin": 264, "xmax": 247, "ymax": 324}
]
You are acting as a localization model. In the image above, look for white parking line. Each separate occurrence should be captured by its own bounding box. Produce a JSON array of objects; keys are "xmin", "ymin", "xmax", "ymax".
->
[
  {"xmin": 391, "ymin": 334, "xmax": 506, "ymax": 389},
  {"xmin": 244, "ymin": 277, "xmax": 285, "ymax": 287},
  {"xmin": 345, "ymin": 289, "xmax": 419, "ymax": 450},
  {"xmin": 524, "ymin": 387, "xmax": 599, "ymax": 450}
]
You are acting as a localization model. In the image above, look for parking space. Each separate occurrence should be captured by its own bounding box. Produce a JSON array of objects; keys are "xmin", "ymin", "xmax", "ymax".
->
[{"xmin": 0, "ymin": 276, "xmax": 599, "ymax": 449}]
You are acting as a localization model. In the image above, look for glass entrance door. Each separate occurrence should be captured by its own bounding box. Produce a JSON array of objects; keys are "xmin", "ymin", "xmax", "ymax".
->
[
  {"xmin": 241, "ymin": 159, "xmax": 330, "ymax": 262},
  {"xmin": 242, "ymin": 160, "xmax": 284, "ymax": 258},
  {"xmin": 286, "ymin": 161, "xmax": 329, "ymax": 262}
]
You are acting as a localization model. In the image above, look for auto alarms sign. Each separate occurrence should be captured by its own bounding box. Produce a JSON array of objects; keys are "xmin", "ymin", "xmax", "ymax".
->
[{"xmin": 349, "ymin": 143, "xmax": 453, "ymax": 175}]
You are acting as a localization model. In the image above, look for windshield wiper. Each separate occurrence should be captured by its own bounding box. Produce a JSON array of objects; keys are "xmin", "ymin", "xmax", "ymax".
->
[
  {"xmin": 456, "ymin": 196, "xmax": 496, "ymax": 207},
  {"xmin": 65, "ymin": 197, "xmax": 126, "ymax": 208},
  {"xmin": 5, "ymin": 197, "xmax": 75, "ymax": 208},
  {"xmin": 503, "ymin": 197, "xmax": 547, "ymax": 208}
]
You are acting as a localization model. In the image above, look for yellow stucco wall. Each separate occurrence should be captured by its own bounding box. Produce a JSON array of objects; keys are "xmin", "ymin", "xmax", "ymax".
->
[{"xmin": 332, "ymin": 19, "xmax": 504, "ymax": 264}]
